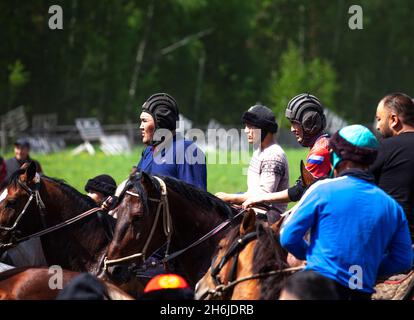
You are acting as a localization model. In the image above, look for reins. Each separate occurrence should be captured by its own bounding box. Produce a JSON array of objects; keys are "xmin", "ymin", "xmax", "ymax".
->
[
  {"xmin": 0, "ymin": 173, "xmax": 103, "ymax": 251},
  {"xmin": 103, "ymin": 175, "xmax": 245, "ymax": 273}
]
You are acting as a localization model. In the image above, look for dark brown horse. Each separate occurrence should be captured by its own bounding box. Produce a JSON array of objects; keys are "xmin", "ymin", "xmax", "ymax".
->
[
  {"xmin": 0, "ymin": 162, "xmax": 114, "ymax": 274},
  {"xmin": 195, "ymin": 209, "xmax": 294, "ymax": 300},
  {"xmin": 99, "ymin": 171, "xmax": 238, "ymax": 296},
  {"xmin": 0, "ymin": 267, "xmax": 133, "ymax": 300}
]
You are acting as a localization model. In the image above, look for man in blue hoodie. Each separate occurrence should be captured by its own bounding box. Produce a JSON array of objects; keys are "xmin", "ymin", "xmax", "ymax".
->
[
  {"xmin": 137, "ymin": 93, "xmax": 206, "ymax": 190},
  {"xmin": 280, "ymin": 125, "xmax": 413, "ymax": 300}
]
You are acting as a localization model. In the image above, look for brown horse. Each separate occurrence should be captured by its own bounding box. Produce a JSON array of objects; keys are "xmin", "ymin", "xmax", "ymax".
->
[
  {"xmin": 0, "ymin": 267, "xmax": 133, "ymax": 300},
  {"xmin": 0, "ymin": 162, "xmax": 114, "ymax": 274},
  {"xmin": 195, "ymin": 209, "xmax": 296, "ymax": 300},
  {"xmin": 99, "ymin": 171, "xmax": 239, "ymax": 297}
]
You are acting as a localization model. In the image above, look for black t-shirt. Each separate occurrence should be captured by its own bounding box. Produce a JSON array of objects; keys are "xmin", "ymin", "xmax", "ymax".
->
[{"xmin": 370, "ymin": 132, "xmax": 414, "ymax": 232}]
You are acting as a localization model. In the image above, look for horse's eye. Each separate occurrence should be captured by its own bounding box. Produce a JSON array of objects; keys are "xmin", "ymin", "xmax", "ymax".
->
[{"xmin": 131, "ymin": 213, "xmax": 142, "ymax": 221}]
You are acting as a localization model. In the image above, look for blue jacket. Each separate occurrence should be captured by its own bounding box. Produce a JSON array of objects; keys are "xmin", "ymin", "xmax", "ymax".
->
[
  {"xmin": 280, "ymin": 169, "xmax": 413, "ymax": 293},
  {"xmin": 137, "ymin": 135, "xmax": 207, "ymax": 190}
]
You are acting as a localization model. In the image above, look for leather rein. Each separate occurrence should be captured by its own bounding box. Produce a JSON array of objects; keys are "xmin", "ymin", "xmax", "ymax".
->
[
  {"xmin": 0, "ymin": 173, "xmax": 102, "ymax": 251},
  {"xmin": 103, "ymin": 175, "xmax": 245, "ymax": 274}
]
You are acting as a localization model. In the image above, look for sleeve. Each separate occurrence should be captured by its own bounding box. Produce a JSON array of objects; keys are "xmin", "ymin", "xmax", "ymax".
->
[
  {"xmin": 258, "ymin": 157, "xmax": 287, "ymax": 193},
  {"xmin": 280, "ymin": 184, "xmax": 322, "ymax": 260},
  {"xmin": 378, "ymin": 206, "xmax": 413, "ymax": 276},
  {"xmin": 306, "ymin": 146, "xmax": 331, "ymax": 178},
  {"xmin": 369, "ymin": 141, "xmax": 386, "ymax": 183},
  {"xmin": 287, "ymin": 177, "xmax": 306, "ymax": 202}
]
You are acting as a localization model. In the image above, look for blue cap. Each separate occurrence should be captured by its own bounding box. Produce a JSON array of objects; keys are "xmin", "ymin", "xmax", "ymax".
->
[{"xmin": 330, "ymin": 125, "xmax": 378, "ymax": 175}]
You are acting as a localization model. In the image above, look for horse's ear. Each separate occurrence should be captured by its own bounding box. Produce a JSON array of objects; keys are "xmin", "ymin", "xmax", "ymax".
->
[
  {"xmin": 22, "ymin": 161, "xmax": 37, "ymax": 182},
  {"xmin": 140, "ymin": 171, "xmax": 154, "ymax": 192},
  {"xmin": 240, "ymin": 208, "xmax": 256, "ymax": 235},
  {"xmin": 300, "ymin": 160, "xmax": 316, "ymax": 187},
  {"xmin": 271, "ymin": 215, "xmax": 284, "ymax": 234}
]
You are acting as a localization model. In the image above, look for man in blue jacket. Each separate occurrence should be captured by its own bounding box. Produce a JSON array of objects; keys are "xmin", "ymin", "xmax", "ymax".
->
[
  {"xmin": 137, "ymin": 93, "xmax": 207, "ymax": 190},
  {"xmin": 280, "ymin": 125, "xmax": 413, "ymax": 299}
]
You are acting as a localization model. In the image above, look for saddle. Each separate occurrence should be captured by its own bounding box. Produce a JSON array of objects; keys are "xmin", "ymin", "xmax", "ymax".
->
[{"xmin": 372, "ymin": 270, "xmax": 414, "ymax": 300}]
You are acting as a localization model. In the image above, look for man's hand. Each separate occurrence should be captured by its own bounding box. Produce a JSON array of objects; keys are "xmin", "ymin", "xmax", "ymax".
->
[{"xmin": 242, "ymin": 195, "xmax": 266, "ymax": 209}]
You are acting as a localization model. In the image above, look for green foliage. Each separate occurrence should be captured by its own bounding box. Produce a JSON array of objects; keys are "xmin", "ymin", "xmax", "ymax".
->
[
  {"xmin": 270, "ymin": 42, "xmax": 339, "ymax": 128},
  {"xmin": 0, "ymin": 1, "xmax": 412, "ymax": 126},
  {"xmin": 8, "ymin": 60, "xmax": 30, "ymax": 88},
  {"xmin": 8, "ymin": 59, "xmax": 30, "ymax": 106}
]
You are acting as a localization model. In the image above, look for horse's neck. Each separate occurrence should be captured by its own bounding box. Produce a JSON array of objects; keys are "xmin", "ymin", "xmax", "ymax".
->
[
  {"xmin": 165, "ymin": 193, "xmax": 228, "ymax": 285},
  {"xmin": 41, "ymin": 181, "xmax": 93, "ymax": 221},
  {"xmin": 39, "ymin": 180, "xmax": 107, "ymax": 272},
  {"xmin": 168, "ymin": 199, "xmax": 225, "ymax": 246}
]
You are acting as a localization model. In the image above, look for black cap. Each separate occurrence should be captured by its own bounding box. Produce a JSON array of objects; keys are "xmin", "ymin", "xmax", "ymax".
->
[
  {"xmin": 85, "ymin": 174, "xmax": 117, "ymax": 197},
  {"xmin": 14, "ymin": 138, "xmax": 30, "ymax": 148},
  {"xmin": 241, "ymin": 104, "xmax": 278, "ymax": 133},
  {"xmin": 141, "ymin": 93, "xmax": 180, "ymax": 131}
]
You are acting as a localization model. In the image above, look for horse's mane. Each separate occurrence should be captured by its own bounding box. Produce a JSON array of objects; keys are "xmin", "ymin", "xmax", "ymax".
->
[
  {"xmin": 41, "ymin": 176, "xmax": 96, "ymax": 210},
  {"xmin": 252, "ymin": 222, "xmax": 289, "ymax": 300},
  {"xmin": 215, "ymin": 218, "xmax": 289, "ymax": 299},
  {"xmin": 8, "ymin": 170, "xmax": 96, "ymax": 211},
  {"xmin": 161, "ymin": 176, "xmax": 233, "ymax": 219}
]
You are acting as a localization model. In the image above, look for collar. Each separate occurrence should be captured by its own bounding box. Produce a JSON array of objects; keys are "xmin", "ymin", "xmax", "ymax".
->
[{"xmin": 338, "ymin": 168, "xmax": 375, "ymax": 184}]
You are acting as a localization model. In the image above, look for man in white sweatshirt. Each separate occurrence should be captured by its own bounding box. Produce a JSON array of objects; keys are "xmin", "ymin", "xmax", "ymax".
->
[{"xmin": 215, "ymin": 104, "xmax": 289, "ymax": 219}]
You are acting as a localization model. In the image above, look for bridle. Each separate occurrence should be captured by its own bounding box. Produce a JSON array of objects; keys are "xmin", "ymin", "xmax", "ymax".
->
[
  {"xmin": 0, "ymin": 173, "xmax": 102, "ymax": 251},
  {"xmin": 209, "ymin": 229, "xmax": 261, "ymax": 299},
  {"xmin": 199, "ymin": 223, "xmax": 304, "ymax": 300},
  {"xmin": 0, "ymin": 173, "xmax": 46, "ymax": 242},
  {"xmin": 103, "ymin": 175, "xmax": 173, "ymax": 272},
  {"xmin": 103, "ymin": 174, "xmax": 244, "ymax": 275}
]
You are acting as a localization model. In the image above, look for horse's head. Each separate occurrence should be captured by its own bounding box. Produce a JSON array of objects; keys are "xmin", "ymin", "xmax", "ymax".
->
[
  {"xmin": 195, "ymin": 209, "xmax": 289, "ymax": 300},
  {"xmin": 0, "ymin": 162, "xmax": 43, "ymax": 245},
  {"xmin": 101, "ymin": 171, "xmax": 163, "ymax": 284}
]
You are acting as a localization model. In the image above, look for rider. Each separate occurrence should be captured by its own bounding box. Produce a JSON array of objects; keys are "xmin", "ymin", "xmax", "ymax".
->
[
  {"xmin": 243, "ymin": 93, "xmax": 331, "ymax": 208},
  {"xmin": 371, "ymin": 93, "xmax": 414, "ymax": 240},
  {"xmin": 137, "ymin": 93, "xmax": 207, "ymax": 190},
  {"xmin": 280, "ymin": 124, "xmax": 413, "ymax": 299},
  {"xmin": 84, "ymin": 174, "xmax": 117, "ymax": 205},
  {"xmin": 215, "ymin": 104, "xmax": 289, "ymax": 217},
  {"xmin": 5, "ymin": 138, "xmax": 43, "ymax": 181}
]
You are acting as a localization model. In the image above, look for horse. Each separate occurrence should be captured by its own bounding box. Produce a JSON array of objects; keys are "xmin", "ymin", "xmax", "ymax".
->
[
  {"xmin": 0, "ymin": 161, "xmax": 114, "ymax": 274},
  {"xmin": 0, "ymin": 267, "xmax": 133, "ymax": 300},
  {"xmin": 99, "ymin": 171, "xmax": 240, "ymax": 297},
  {"xmin": 194, "ymin": 208, "xmax": 297, "ymax": 300}
]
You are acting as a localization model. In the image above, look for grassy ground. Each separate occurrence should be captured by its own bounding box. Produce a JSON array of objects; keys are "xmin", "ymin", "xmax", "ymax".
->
[{"xmin": 4, "ymin": 147, "xmax": 307, "ymax": 196}]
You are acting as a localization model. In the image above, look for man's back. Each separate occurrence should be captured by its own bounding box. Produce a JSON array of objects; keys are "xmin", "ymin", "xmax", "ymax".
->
[
  {"xmin": 370, "ymin": 132, "xmax": 414, "ymax": 233},
  {"xmin": 281, "ymin": 173, "xmax": 412, "ymax": 293}
]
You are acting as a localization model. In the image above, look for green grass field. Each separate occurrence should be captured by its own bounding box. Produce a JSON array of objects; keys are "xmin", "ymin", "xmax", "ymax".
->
[{"xmin": 4, "ymin": 147, "xmax": 307, "ymax": 196}]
